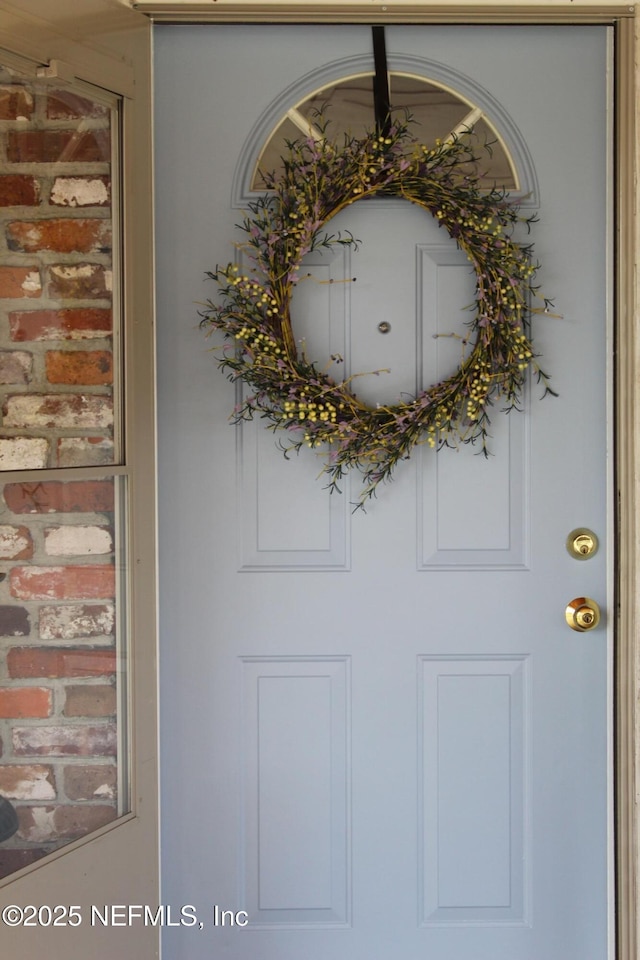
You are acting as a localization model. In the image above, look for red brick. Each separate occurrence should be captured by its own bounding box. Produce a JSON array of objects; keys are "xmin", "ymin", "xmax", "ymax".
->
[
  {"xmin": 56, "ymin": 804, "xmax": 116, "ymax": 837},
  {"xmin": 4, "ymin": 394, "xmax": 113, "ymax": 429},
  {"xmin": 0, "ymin": 175, "xmax": 39, "ymax": 207},
  {"xmin": 0, "ymin": 765, "xmax": 55, "ymax": 799},
  {"xmin": 48, "ymin": 263, "xmax": 111, "ymax": 300},
  {"xmin": 47, "ymin": 91, "xmax": 109, "ymax": 120},
  {"xmin": 12, "ymin": 723, "xmax": 117, "ymax": 757},
  {"xmin": 10, "ymin": 565, "xmax": 115, "ymax": 601},
  {"xmin": 39, "ymin": 603, "xmax": 115, "ymax": 640},
  {"xmin": 46, "ymin": 350, "xmax": 112, "ymax": 385},
  {"xmin": 7, "ymin": 129, "xmax": 110, "ymax": 163},
  {"xmin": 64, "ymin": 763, "xmax": 116, "ymax": 800},
  {"xmin": 18, "ymin": 804, "xmax": 116, "ymax": 842},
  {"xmin": 0, "ymin": 606, "xmax": 30, "ymax": 636},
  {"xmin": 7, "ymin": 647, "xmax": 116, "ymax": 679},
  {"xmin": 4, "ymin": 480, "xmax": 114, "ymax": 514},
  {"xmin": 0, "ymin": 437, "xmax": 48, "ymax": 470},
  {"xmin": 9, "ymin": 307, "xmax": 111, "ymax": 340},
  {"xmin": 50, "ymin": 176, "xmax": 110, "ymax": 208},
  {"xmin": 6, "ymin": 220, "xmax": 111, "ymax": 255},
  {"xmin": 64, "ymin": 684, "xmax": 116, "ymax": 717},
  {"xmin": 0, "ymin": 266, "xmax": 41, "ymax": 298},
  {"xmin": 0, "ymin": 351, "xmax": 32, "ymax": 383},
  {"xmin": 0, "ymin": 86, "xmax": 34, "ymax": 120},
  {"xmin": 56, "ymin": 438, "xmax": 114, "ymax": 467},
  {"xmin": 44, "ymin": 525, "xmax": 112, "ymax": 557},
  {"xmin": 0, "ymin": 687, "xmax": 52, "ymax": 718},
  {"xmin": 0, "ymin": 524, "xmax": 33, "ymax": 559}
]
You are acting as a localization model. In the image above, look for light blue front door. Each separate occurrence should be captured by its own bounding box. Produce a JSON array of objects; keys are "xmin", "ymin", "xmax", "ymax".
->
[{"xmin": 154, "ymin": 23, "xmax": 611, "ymax": 960}]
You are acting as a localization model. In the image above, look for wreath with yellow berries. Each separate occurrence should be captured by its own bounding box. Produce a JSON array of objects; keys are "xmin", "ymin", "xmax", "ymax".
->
[{"xmin": 200, "ymin": 117, "xmax": 555, "ymax": 506}]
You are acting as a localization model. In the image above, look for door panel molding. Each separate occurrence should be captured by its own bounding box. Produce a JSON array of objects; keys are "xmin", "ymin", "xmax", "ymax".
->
[
  {"xmin": 418, "ymin": 655, "xmax": 530, "ymax": 927},
  {"xmin": 241, "ymin": 656, "xmax": 351, "ymax": 926}
]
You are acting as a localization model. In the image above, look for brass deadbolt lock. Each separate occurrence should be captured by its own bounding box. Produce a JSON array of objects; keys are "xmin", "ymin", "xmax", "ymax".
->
[
  {"xmin": 565, "ymin": 597, "xmax": 601, "ymax": 632},
  {"xmin": 566, "ymin": 528, "xmax": 599, "ymax": 560}
]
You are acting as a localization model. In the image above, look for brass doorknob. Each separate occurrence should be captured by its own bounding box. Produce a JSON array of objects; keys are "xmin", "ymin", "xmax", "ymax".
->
[{"xmin": 565, "ymin": 597, "xmax": 601, "ymax": 632}]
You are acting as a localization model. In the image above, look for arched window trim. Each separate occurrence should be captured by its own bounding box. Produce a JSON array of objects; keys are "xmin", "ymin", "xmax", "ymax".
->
[{"xmin": 232, "ymin": 54, "xmax": 539, "ymax": 209}]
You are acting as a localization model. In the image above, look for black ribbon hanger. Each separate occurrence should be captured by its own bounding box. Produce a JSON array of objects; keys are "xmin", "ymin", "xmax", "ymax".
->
[{"xmin": 372, "ymin": 26, "xmax": 391, "ymax": 138}]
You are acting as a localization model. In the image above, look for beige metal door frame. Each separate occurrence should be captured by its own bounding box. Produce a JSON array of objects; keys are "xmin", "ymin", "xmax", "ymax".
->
[
  {"xmin": 137, "ymin": 5, "xmax": 638, "ymax": 958},
  {"xmin": 0, "ymin": 4, "xmax": 634, "ymax": 960},
  {"xmin": 142, "ymin": 0, "xmax": 640, "ymax": 960}
]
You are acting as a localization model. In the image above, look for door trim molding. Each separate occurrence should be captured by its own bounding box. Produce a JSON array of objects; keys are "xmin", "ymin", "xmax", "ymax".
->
[
  {"xmin": 614, "ymin": 15, "xmax": 637, "ymax": 960},
  {"xmin": 133, "ymin": 2, "xmax": 634, "ymax": 23}
]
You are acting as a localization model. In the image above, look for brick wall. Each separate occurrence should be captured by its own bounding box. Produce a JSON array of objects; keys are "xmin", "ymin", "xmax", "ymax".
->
[
  {"xmin": 0, "ymin": 77, "xmax": 114, "ymax": 470},
  {"xmin": 0, "ymin": 74, "xmax": 119, "ymax": 879},
  {"xmin": 0, "ymin": 480, "xmax": 118, "ymax": 878}
]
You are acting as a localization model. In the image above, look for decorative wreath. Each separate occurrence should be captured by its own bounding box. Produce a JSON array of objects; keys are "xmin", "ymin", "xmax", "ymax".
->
[{"xmin": 200, "ymin": 116, "xmax": 554, "ymax": 506}]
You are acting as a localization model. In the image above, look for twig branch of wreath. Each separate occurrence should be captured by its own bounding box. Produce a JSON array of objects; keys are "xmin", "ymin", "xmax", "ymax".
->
[{"xmin": 199, "ymin": 113, "xmax": 556, "ymax": 508}]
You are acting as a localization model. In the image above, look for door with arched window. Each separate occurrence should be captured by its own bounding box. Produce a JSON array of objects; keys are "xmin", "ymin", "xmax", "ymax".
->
[{"xmin": 155, "ymin": 23, "xmax": 611, "ymax": 960}]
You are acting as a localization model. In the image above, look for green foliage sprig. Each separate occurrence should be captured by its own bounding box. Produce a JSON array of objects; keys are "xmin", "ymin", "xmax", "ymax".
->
[{"xmin": 199, "ymin": 117, "xmax": 555, "ymax": 506}]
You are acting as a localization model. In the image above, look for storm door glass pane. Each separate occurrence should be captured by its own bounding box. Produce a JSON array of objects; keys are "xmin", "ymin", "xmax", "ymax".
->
[
  {"xmin": 0, "ymin": 67, "xmax": 118, "ymax": 469},
  {"xmin": 0, "ymin": 66, "xmax": 128, "ymax": 884},
  {"xmin": 0, "ymin": 476, "xmax": 127, "ymax": 880}
]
